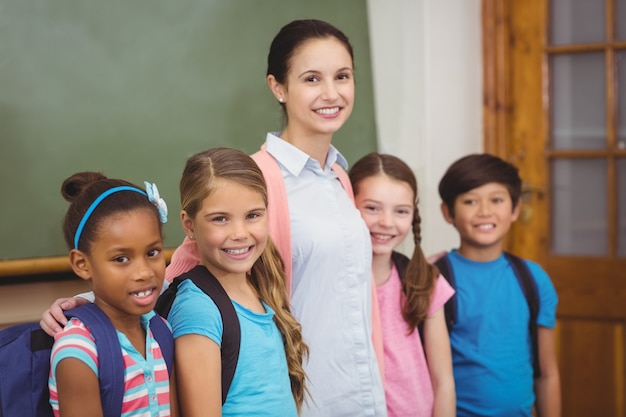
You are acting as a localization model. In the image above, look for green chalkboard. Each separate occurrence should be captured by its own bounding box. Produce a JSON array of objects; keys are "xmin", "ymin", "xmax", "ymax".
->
[{"xmin": 0, "ymin": 0, "xmax": 377, "ymax": 261}]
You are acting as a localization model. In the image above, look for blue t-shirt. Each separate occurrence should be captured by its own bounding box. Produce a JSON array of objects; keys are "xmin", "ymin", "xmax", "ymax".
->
[
  {"xmin": 167, "ymin": 279, "xmax": 297, "ymax": 417},
  {"xmin": 447, "ymin": 250, "xmax": 558, "ymax": 417}
]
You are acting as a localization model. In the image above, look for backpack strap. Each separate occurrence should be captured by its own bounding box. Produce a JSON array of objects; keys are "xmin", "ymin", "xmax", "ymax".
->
[
  {"xmin": 251, "ymin": 146, "xmax": 293, "ymax": 295},
  {"xmin": 433, "ymin": 254, "xmax": 457, "ymax": 332},
  {"xmin": 391, "ymin": 251, "xmax": 426, "ymax": 344},
  {"xmin": 65, "ymin": 303, "xmax": 125, "ymax": 417},
  {"xmin": 155, "ymin": 265, "xmax": 241, "ymax": 404},
  {"xmin": 503, "ymin": 252, "xmax": 541, "ymax": 378},
  {"xmin": 148, "ymin": 315, "xmax": 174, "ymax": 378},
  {"xmin": 391, "ymin": 251, "xmax": 409, "ymax": 279}
]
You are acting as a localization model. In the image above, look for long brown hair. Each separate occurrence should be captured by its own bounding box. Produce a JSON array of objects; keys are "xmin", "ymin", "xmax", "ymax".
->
[
  {"xmin": 350, "ymin": 152, "xmax": 438, "ymax": 331},
  {"xmin": 179, "ymin": 147, "xmax": 308, "ymax": 408}
]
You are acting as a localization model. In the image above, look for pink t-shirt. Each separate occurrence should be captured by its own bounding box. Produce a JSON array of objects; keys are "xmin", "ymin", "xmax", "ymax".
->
[{"xmin": 376, "ymin": 267, "xmax": 454, "ymax": 417}]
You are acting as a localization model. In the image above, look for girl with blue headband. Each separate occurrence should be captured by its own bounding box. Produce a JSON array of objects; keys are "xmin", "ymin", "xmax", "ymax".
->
[{"xmin": 49, "ymin": 171, "xmax": 178, "ymax": 417}]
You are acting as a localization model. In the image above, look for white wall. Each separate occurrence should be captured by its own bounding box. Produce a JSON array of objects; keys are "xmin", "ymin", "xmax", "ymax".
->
[{"xmin": 366, "ymin": 0, "xmax": 483, "ymax": 255}]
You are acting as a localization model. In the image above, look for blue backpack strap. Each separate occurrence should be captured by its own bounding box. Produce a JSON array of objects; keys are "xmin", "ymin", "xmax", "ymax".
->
[
  {"xmin": 504, "ymin": 252, "xmax": 541, "ymax": 378},
  {"xmin": 433, "ymin": 254, "xmax": 457, "ymax": 332},
  {"xmin": 155, "ymin": 265, "xmax": 241, "ymax": 404},
  {"xmin": 65, "ymin": 303, "xmax": 125, "ymax": 417},
  {"xmin": 149, "ymin": 314, "xmax": 174, "ymax": 377}
]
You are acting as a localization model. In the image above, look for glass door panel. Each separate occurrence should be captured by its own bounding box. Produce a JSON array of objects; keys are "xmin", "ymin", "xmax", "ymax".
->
[
  {"xmin": 550, "ymin": 52, "xmax": 606, "ymax": 150},
  {"xmin": 551, "ymin": 158, "xmax": 608, "ymax": 256},
  {"xmin": 550, "ymin": 0, "xmax": 605, "ymax": 44},
  {"xmin": 618, "ymin": 0, "xmax": 626, "ymax": 40}
]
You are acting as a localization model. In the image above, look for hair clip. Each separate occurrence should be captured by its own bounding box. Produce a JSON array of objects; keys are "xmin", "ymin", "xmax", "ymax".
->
[{"xmin": 145, "ymin": 181, "xmax": 168, "ymax": 223}]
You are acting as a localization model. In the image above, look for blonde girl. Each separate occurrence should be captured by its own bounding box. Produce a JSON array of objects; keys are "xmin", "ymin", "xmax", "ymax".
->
[{"xmin": 168, "ymin": 148, "xmax": 307, "ymax": 417}]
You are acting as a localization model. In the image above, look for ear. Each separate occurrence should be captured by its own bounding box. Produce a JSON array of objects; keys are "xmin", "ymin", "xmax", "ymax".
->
[
  {"xmin": 267, "ymin": 74, "xmax": 286, "ymax": 102},
  {"xmin": 68, "ymin": 249, "xmax": 92, "ymax": 282},
  {"xmin": 511, "ymin": 198, "xmax": 522, "ymax": 221},
  {"xmin": 181, "ymin": 210, "xmax": 195, "ymax": 237},
  {"xmin": 440, "ymin": 202, "xmax": 455, "ymax": 225}
]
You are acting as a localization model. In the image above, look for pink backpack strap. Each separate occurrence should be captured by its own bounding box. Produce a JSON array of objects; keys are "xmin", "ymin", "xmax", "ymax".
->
[
  {"xmin": 165, "ymin": 236, "xmax": 200, "ymax": 282},
  {"xmin": 251, "ymin": 146, "xmax": 293, "ymax": 296},
  {"xmin": 330, "ymin": 163, "xmax": 355, "ymax": 204}
]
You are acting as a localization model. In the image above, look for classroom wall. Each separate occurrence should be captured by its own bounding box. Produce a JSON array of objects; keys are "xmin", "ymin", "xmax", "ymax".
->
[
  {"xmin": 366, "ymin": 0, "xmax": 483, "ymax": 256},
  {"xmin": 0, "ymin": 1, "xmax": 484, "ymax": 325},
  {"xmin": 0, "ymin": 0, "xmax": 377, "ymax": 264},
  {"xmin": 0, "ymin": 0, "xmax": 378, "ymax": 324}
]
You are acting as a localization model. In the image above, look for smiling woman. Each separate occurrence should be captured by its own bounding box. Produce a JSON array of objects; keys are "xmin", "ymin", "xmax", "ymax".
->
[{"xmin": 0, "ymin": 1, "xmax": 377, "ymax": 277}]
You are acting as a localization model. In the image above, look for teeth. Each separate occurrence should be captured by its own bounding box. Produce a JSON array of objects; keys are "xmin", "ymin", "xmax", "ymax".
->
[
  {"xmin": 133, "ymin": 288, "xmax": 153, "ymax": 298},
  {"xmin": 225, "ymin": 247, "xmax": 250, "ymax": 255},
  {"xmin": 316, "ymin": 107, "xmax": 339, "ymax": 115},
  {"xmin": 372, "ymin": 234, "xmax": 392, "ymax": 241},
  {"xmin": 477, "ymin": 224, "xmax": 494, "ymax": 230}
]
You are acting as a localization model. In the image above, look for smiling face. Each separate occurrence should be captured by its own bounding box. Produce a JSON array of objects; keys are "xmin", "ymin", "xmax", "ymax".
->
[
  {"xmin": 355, "ymin": 174, "xmax": 415, "ymax": 258},
  {"xmin": 270, "ymin": 37, "xmax": 354, "ymax": 141},
  {"xmin": 442, "ymin": 182, "xmax": 521, "ymax": 261},
  {"xmin": 75, "ymin": 208, "xmax": 165, "ymax": 323},
  {"xmin": 182, "ymin": 178, "xmax": 268, "ymax": 281}
]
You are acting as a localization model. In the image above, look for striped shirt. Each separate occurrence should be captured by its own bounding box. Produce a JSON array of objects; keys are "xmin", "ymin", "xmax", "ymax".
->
[{"xmin": 49, "ymin": 312, "xmax": 172, "ymax": 417}]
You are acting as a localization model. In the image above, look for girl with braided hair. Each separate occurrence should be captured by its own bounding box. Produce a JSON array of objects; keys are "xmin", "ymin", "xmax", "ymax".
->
[{"xmin": 349, "ymin": 153, "xmax": 456, "ymax": 417}]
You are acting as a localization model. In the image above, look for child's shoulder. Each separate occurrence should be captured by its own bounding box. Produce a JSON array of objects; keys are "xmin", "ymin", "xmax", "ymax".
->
[
  {"xmin": 167, "ymin": 278, "xmax": 223, "ymax": 328},
  {"xmin": 174, "ymin": 278, "xmax": 221, "ymax": 305},
  {"xmin": 509, "ymin": 254, "xmax": 553, "ymax": 285},
  {"xmin": 58, "ymin": 317, "xmax": 96, "ymax": 342},
  {"xmin": 52, "ymin": 317, "xmax": 99, "ymax": 371}
]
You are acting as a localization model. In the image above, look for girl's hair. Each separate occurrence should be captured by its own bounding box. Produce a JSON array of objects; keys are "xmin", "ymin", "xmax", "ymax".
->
[
  {"xmin": 61, "ymin": 171, "xmax": 162, "ymax": 253},
  {"xmin": 180, "ymin": 147, "xmax": 308, "ymax": 409},
  {"xmin": 349, "ymin": 153, "xmax": 438, "ymax": 331}
]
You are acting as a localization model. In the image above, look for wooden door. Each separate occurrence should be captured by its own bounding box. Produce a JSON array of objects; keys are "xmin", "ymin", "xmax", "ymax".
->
[{"xmin": 483, "ymin": 0, "xmax": 626, "ymax": 415}]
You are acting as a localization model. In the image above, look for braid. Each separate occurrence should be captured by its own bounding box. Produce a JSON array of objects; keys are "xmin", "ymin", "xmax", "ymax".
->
[
  {"xmin": 413, "ymin": 200, "xmax": 422, "ymax": 246},
  {"xmin": 401, "ymin": 200, "xmax": 437, "ymax": 332}
]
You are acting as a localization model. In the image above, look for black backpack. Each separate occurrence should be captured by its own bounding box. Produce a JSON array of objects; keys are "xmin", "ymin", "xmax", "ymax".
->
[
  {"xmin": 392, "ymin": 250, "xmax": 541, "ymax": 378},
  {"xmin": 0, "ymin": 302, "xmax": 174, "ymax": 417},
  {"xmin": 155, "ymin": 265, "xmax": 240, "ymax": 404}
]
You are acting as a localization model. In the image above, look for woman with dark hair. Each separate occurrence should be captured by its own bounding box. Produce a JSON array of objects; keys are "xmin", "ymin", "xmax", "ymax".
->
[{"xmin": 167, "ymin": 20, "xmax": 386, "ymax": 416}]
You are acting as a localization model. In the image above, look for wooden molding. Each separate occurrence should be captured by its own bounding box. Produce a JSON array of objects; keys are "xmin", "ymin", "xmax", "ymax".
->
[
  {"xmin": 482, "ymin": 0, "xmax": 511, "ymax": 158},
  {"xmin": 0, "ymin": 249, "xmax": 175, "ymax": 279}
]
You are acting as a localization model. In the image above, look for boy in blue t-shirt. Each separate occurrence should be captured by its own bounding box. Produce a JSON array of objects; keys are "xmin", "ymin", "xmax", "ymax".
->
[{"xmin": 438, "ymin": 154, "xmax": 561, "ymax": 417}]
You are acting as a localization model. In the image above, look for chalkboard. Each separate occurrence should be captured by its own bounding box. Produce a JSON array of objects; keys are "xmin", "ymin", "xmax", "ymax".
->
[{"xmin": 0, "ymin": 0, "xmax": 377, "ymax": 263}]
